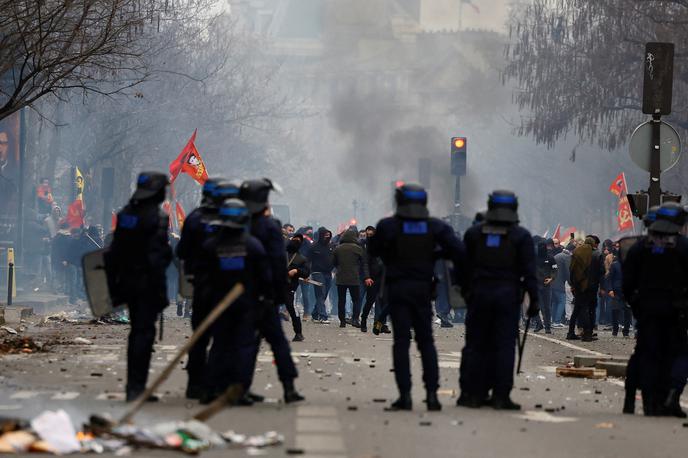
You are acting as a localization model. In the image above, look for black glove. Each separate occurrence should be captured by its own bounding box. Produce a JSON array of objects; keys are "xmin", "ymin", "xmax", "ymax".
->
[{"xmin": 526, "ymin": 302, "xmax": 540, "ymax": 318}]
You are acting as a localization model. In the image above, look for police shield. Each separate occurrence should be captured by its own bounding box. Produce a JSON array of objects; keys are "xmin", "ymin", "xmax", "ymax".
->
[
  {"xmin": 617, "ymin": 236, "xmax": 642, "ymax": 263},
  {"xmin": 179, "ymin": 260, "xmax": 194, "ymax": 299},
  {"xmin": 82, "ymin": 249, "xmax": 114, "ymax": 318}
]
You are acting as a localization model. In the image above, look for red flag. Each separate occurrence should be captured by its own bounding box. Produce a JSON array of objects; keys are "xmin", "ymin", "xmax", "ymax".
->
[
  {"xmin": 175, "ymin": 202, "xmax": 186, "ymax": 230},
  {"xmin": 62, "ymin": 199, "xmax": 85, "ymax": 229},
  {"xmin": 553, "ymin": 224, "xmax": 562, "ymax": 240},
  {"xmin": 169, "ymin": 130, "xmax": 209, "ymax": 185},
  {"xmin": 560, "ymin": 226, "xmax": 577, "ymax": 241},
  {"xmin": 609, "ymin": 172, "xmax": 627, "ymax": 197},
  {"xmin": 617, "ymin": 197, "xmax": 634, "ymax": 232}
]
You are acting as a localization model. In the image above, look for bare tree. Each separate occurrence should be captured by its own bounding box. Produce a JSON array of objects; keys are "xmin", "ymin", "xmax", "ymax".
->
[
  {"xmin": 0, "ymin": 0, "xmax": 217, "ymax": 121},
  {"xmin": 503, "ymin": 0, "xmax": 688, "ymax": 150}
]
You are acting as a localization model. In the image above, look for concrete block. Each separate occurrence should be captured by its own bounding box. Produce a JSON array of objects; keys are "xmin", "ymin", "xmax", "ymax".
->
[
  {"xmin": 2, "ymin": 306, "xmax": 33, "ymax": 324},
  {"xmin": 596, "ymin": 361, "xmax": 627, "ymax": 378},
  {"xmin": 574, "ymin": 354, "xmax": 629, "ymax": 368}
]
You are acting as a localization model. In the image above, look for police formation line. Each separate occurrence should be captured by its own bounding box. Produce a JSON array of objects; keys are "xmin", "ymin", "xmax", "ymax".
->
[{"xmin": 106, "ymin": 172, "xmax": 687, "ymax": 418}]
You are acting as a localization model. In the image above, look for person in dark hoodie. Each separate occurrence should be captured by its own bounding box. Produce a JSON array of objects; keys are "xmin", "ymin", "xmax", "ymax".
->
[
  {"xmin": 333, "ymin": 229, "xmax": 372, "ymax": 327},
  {"xmin": 286, "ymin": 233, "xmax": 310, "ymax": 341},
  {"xmin": 532, "ymin": 239, "xmax": 557, "ymax": 333},
  {"xmin": 307, "ymin": 227, "xmax": 334, "ymax": 322}
]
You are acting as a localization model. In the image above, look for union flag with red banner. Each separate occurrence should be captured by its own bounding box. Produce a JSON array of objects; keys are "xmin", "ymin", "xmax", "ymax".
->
[
  {"xmin": 169, "ymin": 129, "xmax": 209, "ymax": 185},
  {"xmin": 609, "ymin": 172, "xmax": 627, "ymax": 197}
]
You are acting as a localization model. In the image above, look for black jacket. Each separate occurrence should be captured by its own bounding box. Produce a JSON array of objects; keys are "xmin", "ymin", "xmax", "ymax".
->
[
  {"xmin": 333, "ymin": 230, "xmax": 370, "ymax": 286},
  {"xmin": 307, "ymin": 227, "xmax": 334, "ymax": 273}
]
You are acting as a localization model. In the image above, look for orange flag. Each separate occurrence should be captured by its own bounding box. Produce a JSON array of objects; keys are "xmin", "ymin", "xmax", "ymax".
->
[{"xmin": 169, "ymin": 130, "xmax": 209, "ymax": 185}]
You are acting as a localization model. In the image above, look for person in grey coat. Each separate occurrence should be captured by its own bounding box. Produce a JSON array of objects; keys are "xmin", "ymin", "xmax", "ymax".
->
[
  {"xmin": 333, "ymin": 230, "xmax": 372, "ymax": 328},
  {"xmin": 552, "ymin": 248, "xmax": 572, "ymax": 326}
]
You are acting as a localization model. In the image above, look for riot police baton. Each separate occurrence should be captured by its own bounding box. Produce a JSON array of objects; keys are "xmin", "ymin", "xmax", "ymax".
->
[
  {"xmin": 118, "ymin": 283, "xmax": 245, "ymax": 425},
  {"xmin": 517, "ymin": 316, "xmax": 531, "ymax": 375},
  {"xmin": 158, "ymin": 312, "xmax": 164, "ymax": 342}
]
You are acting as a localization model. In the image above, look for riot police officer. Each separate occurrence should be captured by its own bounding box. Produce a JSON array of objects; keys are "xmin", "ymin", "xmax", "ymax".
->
[
  {"xmin": 240, "ymin": 178, "xmax": 304, "ymax": 404},
  {"xmin": 195, "ymin": 199, "xmax": 271, "ymax": 403},
  {"xmin": 177, "ymin": 179, "xmax": 241, "ymax": 399},
  {"xmin": 369, "ymin": 183, "xmax": 465, "ymax": 412},
  {"xmin": 458, "ymin": 190, "xmax": 538, "ymax": 410},
  {"xmin": 622, "ymin": 202, "xmax": 688, "ymax": 416},
  {"xmin": 107, "ymin": 172, "xmax": 172, "ymax": 402}
]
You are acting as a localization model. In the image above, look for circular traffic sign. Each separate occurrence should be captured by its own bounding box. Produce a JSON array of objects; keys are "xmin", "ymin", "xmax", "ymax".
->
[{"xmin": 629, "ymin": 120, "xmax": 681, "ymax": 172}]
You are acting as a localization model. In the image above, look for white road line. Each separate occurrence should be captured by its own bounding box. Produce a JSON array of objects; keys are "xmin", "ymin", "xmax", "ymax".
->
[
  {"xmin": 51, "ymin": 392, "xmax": 80, "ymax": 400},
  {"xmin": 514, "ymin": 410, "xmax": 578, "ymax": 423},
  {"xmin": 10, "ymin": 391, "xmax": 42, "ymax": 399},
  {"xmin": 523, "ymin": 332, "xmax": 608, "ymax": 356},
  {"xmin": 0, "ymin": 405, "xmax": 22, "ymax": 410},
  {"xmin": 295, "ymin": 405, "xmax": 347, "ymax": 457}
]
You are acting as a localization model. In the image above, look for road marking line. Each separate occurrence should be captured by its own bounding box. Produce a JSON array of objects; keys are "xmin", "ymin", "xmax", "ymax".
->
[
  {"xmin": 296, "ymin": 417, "xmax": 341, "ymax": 433},
  {"xmin": 514, "ymin": 410, "xmax": 578, "ymax": 423},
  {"xmin": 0, "ymin": 405, "xmax": 22, "ymax": 410},
  {"xmin": 51, "ymin": 392, "xmax": 80, "ymax": 400},
  {"xmin": 523, "ymin": 332, "xmax": 608, "ymax": 356},
  {"xmin": 296, "ymin": 406, "xmax": 337, "ymax": 417},
  {"xmin": 10, "ymin": 391, "xmax": 41, "ymax": 399},
  {"xmin": 295, "ymin": 434, "xmax": 345, "ymax": 453}
]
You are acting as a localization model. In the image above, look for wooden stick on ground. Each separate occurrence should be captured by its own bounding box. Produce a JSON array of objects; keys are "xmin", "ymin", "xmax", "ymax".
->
[{"xmin": 118, "ymin": 283, "xmax": 245, "ymax": 425}]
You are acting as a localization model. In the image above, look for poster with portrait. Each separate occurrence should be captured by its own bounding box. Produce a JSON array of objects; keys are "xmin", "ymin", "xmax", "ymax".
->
[{"xmin": 0, "ymin": 112, "xmax": 21, "ymax": 242}]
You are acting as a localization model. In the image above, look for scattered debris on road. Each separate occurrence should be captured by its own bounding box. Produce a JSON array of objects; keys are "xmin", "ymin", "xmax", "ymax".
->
[
  {"xmin": 0, "ymin": 336, "xmax": 47, "ymax": 355},
  {"xmin": 556, "ymin": 366, "xmax": 607, "ymax": 379}
]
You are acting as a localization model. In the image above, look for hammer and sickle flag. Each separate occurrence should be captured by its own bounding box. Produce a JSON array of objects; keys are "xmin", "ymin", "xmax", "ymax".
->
[
  {"xmin": 169, "ymin": 129, "xmax": 209, "ymax": 185},
  {"xmin": 617, "ymin": 196, "xmax": 634, "ymax": 232}
]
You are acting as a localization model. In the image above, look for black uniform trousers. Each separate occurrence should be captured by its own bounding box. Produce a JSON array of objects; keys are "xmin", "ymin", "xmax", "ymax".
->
[
  {"xmin": 126, "ymin": 294, "xmax": 164, "ymax": 393},
  {"xmin": 388, "ymin": 279, "xmax": 439, "ymax": 393},
  {"xmin": 460, "ymin": 283, "xmax": 520, "ymax": 399},
  {"xmin": 337, "ymin": 285, "xmax": 361, "ymax": 324},
  {"xmin": 247, "ymin": 305, "xmax": 299, "ymax": 388},
  {"xmin": 205, "ymin": 299, "xmax": 256, "ymax": 394},
  {"xmin": 186, "ymin": 289, "xmax": 211, "ymax": 389}
]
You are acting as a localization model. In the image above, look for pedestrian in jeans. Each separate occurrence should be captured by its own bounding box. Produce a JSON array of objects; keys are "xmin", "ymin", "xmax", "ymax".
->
[
  {"xmin": 306, "ymin": 227, "xmax": 334, "ymax": 322},
  {"xmin": 552, "ymin": 247, "xmax": 571, "ymax": 326},
  {"xmin": 333, "ymin": 230, "xmax": 372, "ymax": 327}
]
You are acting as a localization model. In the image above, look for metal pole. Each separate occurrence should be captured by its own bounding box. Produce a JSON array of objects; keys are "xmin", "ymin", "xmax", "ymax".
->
[
  {"xmin": 648, "ymin": 114, "xmax": 662, "ymax": 207},
  {"xmin": 7, "ymin": 262, "xmax": 13, "ymax": 306},
  {"xmin": 454, "ymin": 176, "xmax": 461, "ymax": 212}
]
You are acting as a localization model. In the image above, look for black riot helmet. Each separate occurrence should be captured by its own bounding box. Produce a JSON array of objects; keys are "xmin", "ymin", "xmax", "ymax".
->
[
  {"xmin": 209, "ymin": 180, "xmax": 241, "ymax": 207},
  {"xmin": 485, "ymin": 190, "xmax": 519, "ymax": 224},
  {"xmin": 209, "ymin": 198, "xmax": 250, "ymax": 230},
  {"xmin": 394, "ymin": 183, "xmax": 429, "ymax": 219},
  {"xmin": 643, "ymin": 206, "xmax": 659, "ymax": 229},
  {"xmin": 649, "ymin": 202, "xmax": 686, "ymax": 235},
  {"xmin": 240, "ymin": 178, "xmax": 278, "ymax": 214},
  {"xmin": 132, "ymin": 172, "xmax": 169, "ymax": 203}
]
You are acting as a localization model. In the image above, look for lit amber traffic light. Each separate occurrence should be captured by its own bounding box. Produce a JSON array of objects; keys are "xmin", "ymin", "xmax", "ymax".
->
[{"xmin": 453, "ymin": 138, "xmax": 465, "ymax": 149}]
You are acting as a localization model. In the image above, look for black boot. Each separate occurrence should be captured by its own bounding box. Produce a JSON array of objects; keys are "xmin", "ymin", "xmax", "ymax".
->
[
  {"xmin": 283, "ymin": 380, "xmax": 305, "ymax": 404},
  {"xmin": 492, "ymin": 394, "xmax": 521, "ymax": 410},
  {"xmin": 642, "ymin": 391, "xmax": 658, "ymax": 416},
  {"xmin": 292, "ymin": 333, "xmax": 304, "ymax": 342},
  {"xmin": 426, "ymin": 390, "xmax": 442, "ymax": 411},
  {"xmin": 623, "ymin": 389, "xmax": 635, "ymax": 414},
  {"xmin": 386, "ymin": 392, "xmax": 412, "ymax": 411},
  {"xmin": 456, "ymin": 393, "xmax": 482, "ymax": 408},
  {"xmin": 381, "ymin": 324, "xmax": 392, "ymax": 334},
  {"xmin": 185, "ymin": 385, "xmax": 203, "ymax": 400},
  {"xmin": 247, "ymin": 391, "xmax": 265, "ymax": 403},
  {"xmin": 360, "ymin": 318, "xmax": 367, "ymax": 333},
  {"xmin": 176, "ymin": 302, "xmax": 184, "ymax": 317},
  {"xmin": 663, "ymin": 389, "xmax": 687, "ymax": 418}
]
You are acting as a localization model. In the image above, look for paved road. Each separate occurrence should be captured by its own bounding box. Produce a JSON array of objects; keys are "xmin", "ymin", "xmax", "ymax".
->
[{"xmin": 1, "ymin": 310, "xmax": 687, "ymax": 457}]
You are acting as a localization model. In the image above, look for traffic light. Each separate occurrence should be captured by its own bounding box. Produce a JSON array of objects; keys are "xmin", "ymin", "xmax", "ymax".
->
[{"xmin": 451, "ymin": 137, "xmax": 467, "ymax": 176}]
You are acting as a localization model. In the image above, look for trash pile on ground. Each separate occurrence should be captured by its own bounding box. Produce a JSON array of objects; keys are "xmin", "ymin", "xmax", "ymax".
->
[
  {"xmin": 0, "ymin": 336, "xmax": 48, "ymax": 355},
  {"xmin": 38, "ymin": 309, "xmax": 129, "ymax": 326},
  {"xmin": 0, "ymin": 410, "xmax": 284, "ymax": 455}
]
